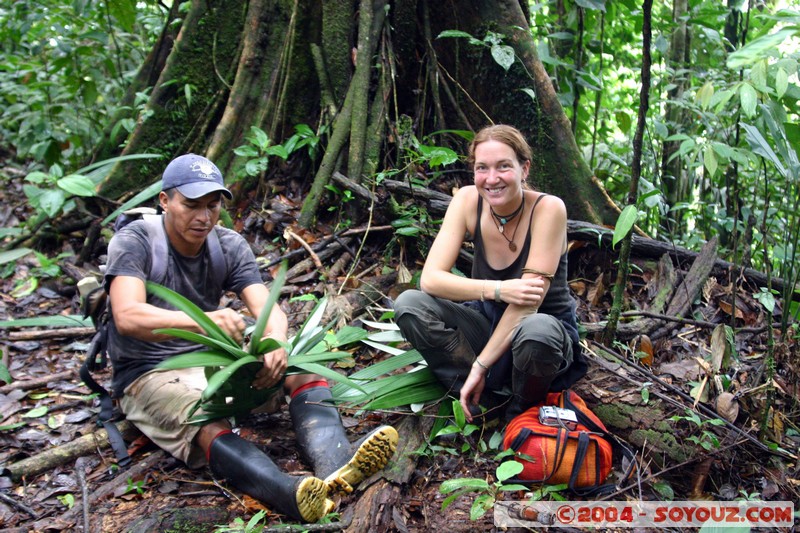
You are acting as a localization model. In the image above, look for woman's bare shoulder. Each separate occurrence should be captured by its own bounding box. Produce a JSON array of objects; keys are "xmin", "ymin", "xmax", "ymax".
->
[{"xmin": 534, "ymin": 192, "xmax": 567, "ymax": 215}]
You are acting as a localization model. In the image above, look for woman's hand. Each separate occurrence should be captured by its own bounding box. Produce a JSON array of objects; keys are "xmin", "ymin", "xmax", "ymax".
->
[
  {"xmin": 498, "ymin": 277, "xmax": 545, "ymax": 307},
  {"xmin": 460, "ymin": 362, "xmax": 488, "ymax": 422}
]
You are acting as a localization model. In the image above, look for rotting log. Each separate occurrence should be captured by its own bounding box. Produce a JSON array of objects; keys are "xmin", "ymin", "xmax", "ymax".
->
[
  {"xmin": 567, "ymin": 221, "xmax": 792, "ymax": 296},
  {"xmin": 345, "ymin": 415, "xmax": 432, "ymax": 533},
  {"xmin": 3, "ymin": 420, "xmax": 140, "ymax": 481},
  {"xmin": 124, "ymin": 506, "xmax": 230, "ymax": 533},
  {"xmin": 583, "ymin": 236, "xmax": 719, "ymax": 340}
]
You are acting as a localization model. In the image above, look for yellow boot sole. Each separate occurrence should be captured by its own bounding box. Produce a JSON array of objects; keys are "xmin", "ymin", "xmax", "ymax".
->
[
  {"xmin": 295, "ymin": 476, "xmax": 329, "ymax": 523},
  {"xmin": 324, "ymin": 425, "xmax": 399, "ymax": 494}
]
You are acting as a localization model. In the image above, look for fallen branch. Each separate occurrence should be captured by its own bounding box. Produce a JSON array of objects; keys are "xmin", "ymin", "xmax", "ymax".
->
[
  {"xmin": 3, "ymin": 420, "xmax": 140, "ymax": 481},
  {"xmin": 0, "ymin": 491, "xmax": 37, "ymax": 518},
  {"xmin": 584, "ymin": 237, "xmax": 718, "ymax": 340},
  {"xmin": 567, "ymin": 220, "xmax": 794, "ymax": 296},
  {"xmin": 0, "ymin": 370, "xmax": 77, "ymax": 395},
  {"xmin": 260, "ymin": 225, "xmax": 393, "ymax": 271},
  {"xmin": 75, "ymin": 456, "xmax": 91, "ymax": 533},
  {"xmin": 8, "ymin": 327, "xmax": 95, "ymax": 341},
  {"xmin": 285, "ymin": 238, "xmax": 354, "ymax": 281},
  {"xmin": 285, "ymin": 228, "xmax": 327, "ymax": 277}
]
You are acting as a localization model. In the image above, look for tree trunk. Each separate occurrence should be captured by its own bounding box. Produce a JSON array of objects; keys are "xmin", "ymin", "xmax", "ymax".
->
[
  {"xmin": 660, "ymin": 0, "xmax": 691, "ymax": 232},
  {"xmin": 94, "ymin": 0, "xmax": 617, "ymax": 227},
  {"xmin": 425, "ymin": 0, "xmax": 615, "ymax": 223},
  {"xmin": 98, "ymin": 0, "xmax": 249, "ymax": 199}
]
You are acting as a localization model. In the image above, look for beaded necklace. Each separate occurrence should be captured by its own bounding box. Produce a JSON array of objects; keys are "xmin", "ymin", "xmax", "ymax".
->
[{"xmin": 488, "ymin": 195, "xmax": 525, "ymax": 251}]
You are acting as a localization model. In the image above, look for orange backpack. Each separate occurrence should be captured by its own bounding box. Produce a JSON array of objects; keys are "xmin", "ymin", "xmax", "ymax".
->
[{"xmin": 503, "ymin": 389, "xmax": 621, "ymax": 491}]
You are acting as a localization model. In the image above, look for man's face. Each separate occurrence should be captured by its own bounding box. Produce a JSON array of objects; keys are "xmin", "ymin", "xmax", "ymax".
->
[{"xmin": 159, "ymin": 190, "xmax": 222, "ymax": 256}]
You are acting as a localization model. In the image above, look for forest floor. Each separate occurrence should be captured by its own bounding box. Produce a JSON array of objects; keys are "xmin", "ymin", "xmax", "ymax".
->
[{"xmin": 1, "ymin": 161, "xmax": 799, "ymax": 532}]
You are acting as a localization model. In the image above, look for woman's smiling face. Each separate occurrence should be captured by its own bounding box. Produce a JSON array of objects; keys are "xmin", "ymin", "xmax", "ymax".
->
[{"xmin": 472, "ymin": 139, "xmax": 530, "ymax": 210}]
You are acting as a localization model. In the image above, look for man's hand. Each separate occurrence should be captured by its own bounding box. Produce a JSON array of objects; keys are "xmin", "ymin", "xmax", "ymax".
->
[
  {"xmin": 252, "ymin": 343, "xmax": 288, "ymax": 389},
  {"xmin": 206, "ymin": 308, "xmax": 247, "ymax": 344}
]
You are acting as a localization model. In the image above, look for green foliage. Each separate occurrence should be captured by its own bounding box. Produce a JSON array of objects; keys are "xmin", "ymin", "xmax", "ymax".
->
[
  {"xmin": 670, "ymin": 409, "xmax": 727, "ymax": 452},
  {"xmin": 57, "ymin": 493, "xmax": 75, "ymax": 510},
  {"xmin": 10, "ymin": 250, "xmax": 71, "ymax": 298},
  {"xmin": 612, "ymin": 204, "xmax": 638, "ymax": 248},
  {"xmin": 0, "ymin": 315, "xmax": 91, "ymax": 329},
  {"xmin": 0, "ymin": 1, "xmax": 164, "ymax": 168},
  {"xmin": 124, "ymin": 477, "xmax": 146, "ymax": 496},
  {"xmin": 437, "ymin": 30, "xmax": 516, "ymax": 72},
  {"xmin": 233, "ymin": 124, "xmax": 324, "ymax": 180},
  {"xmin": 14, "ymin": 153, "xmax": 162, "ymax": 245},
  {"xmin": 0, "ymin": 362, "xmax": 11, "ymax": 385},
  {"xmin": 440, "ymin": 460, "xmax": 527, "ymax": 521},
  {"xmin": 329, "ymin": 319, "xmax": 445, "ymax": 410},
  {"xmin": 213, "ymin": 510, "xmax": 268, "ymax": 533},
  {"xmin": 151, "ymin": 263, "xmax": 364, "ymax": 424},
  {"xmin": 533, "ymin": 0, "xmax": 799, "ymax": 282}
]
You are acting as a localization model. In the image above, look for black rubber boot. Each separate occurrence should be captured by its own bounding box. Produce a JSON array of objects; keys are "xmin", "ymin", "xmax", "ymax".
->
[
  {"xmin": 208, "ymin": 432, "xmax": 329, "ymax": 523},
  {"xmin": 290, "ymin": 386, "xmax": 398, "ymax": 494},
  {"xmin": 505, "ymin": 373, "xmax": 554, "ymax": 421}
]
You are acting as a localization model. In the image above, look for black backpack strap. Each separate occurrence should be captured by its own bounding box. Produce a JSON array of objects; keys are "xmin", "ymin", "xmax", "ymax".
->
[
  {"xmin": 509, "ymin": 427, "xmax": 532, "ymax": 452},
  {"xmin": 80, "ymin": 335, "xmax": 131, "ymax": 468},
  {"xmin": 206, "ymin": 226, "xmax": 226, "ymax": 283},
  {"xmin": 568, "ymin": 431, "xmax": 591, "ymax": 490}
]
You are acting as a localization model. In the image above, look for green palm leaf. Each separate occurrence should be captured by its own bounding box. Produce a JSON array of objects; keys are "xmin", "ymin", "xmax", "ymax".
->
[
  {"xmin": 291, "ymin": 362, "xmax": 366, "ymax": 393},
  {"xmin": 153, "ymin": 328, "xmax": 249, "ymax": 359},
  {"xmin": 202, "ymin": 355, "xmax": 261, "ymax": 401},
  {"xmin": 248, "ymin": 262, "xmax": 287, "ymax": 356},
  {"xmin": 364, "ymin": 381, "xmax": 446, "ymax": 410},
  {"xmin": 158, "ymin": 351, "xmax": 237, "ymax": 369},
  {"xmin": 290, "ymin": 351, "xmax": 353, "ymax": 365},
  {"xmin": 249, "ymin": 337, "xmax": 285, "ymax": 356},
  {"xmin": 290, "ymin": 297, "xmax": 329, "ymax": 354},
  {"xmin": 334, "ymin": 368, "xmax": 440, "ymax": 404},
  {"xmin": 146, "ymin": 282, "xmax": 237, "ymax": 347}
]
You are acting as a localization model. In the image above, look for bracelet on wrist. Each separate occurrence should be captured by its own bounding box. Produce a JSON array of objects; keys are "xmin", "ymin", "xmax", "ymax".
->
[
  {"xmin": 474, "ymin": 358, "xmax": 489, "ymax": 370},
  {"xmin": 494, "ymin": 280, "xmax": 502, "ymax": 303},
  {"xmin": 480, "ymin": 280, "xmax": 486, "ymax": 302}
]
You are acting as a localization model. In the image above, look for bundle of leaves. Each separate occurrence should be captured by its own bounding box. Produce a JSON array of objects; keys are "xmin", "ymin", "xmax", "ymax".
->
[{"xmin": 148, "ymin": 265, "xmax": 364, "ymax": 425}]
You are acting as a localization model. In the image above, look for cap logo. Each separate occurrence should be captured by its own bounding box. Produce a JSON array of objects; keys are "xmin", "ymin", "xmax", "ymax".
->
[{"xmin": 190, "ymin": 160, "xmax": 219, "ymax": 181}]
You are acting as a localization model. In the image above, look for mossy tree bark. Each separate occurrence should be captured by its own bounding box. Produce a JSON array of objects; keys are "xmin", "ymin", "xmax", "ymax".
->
[
  {"xmin": 660, "ymin": 0, "xmax": 690, "ymax": 233},
  {"xmin": 96, "ymin": 0, "xmax": 617, "ymax": 227}
]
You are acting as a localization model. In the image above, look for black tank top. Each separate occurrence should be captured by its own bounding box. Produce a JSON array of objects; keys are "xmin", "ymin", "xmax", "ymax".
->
[
  {"xmin": 467, "ymin": 193, "xmax": 586, "ymax": 392},
  {"xmin": 471, "ymin": 194, "xmax": 573, "ymax": 317}
]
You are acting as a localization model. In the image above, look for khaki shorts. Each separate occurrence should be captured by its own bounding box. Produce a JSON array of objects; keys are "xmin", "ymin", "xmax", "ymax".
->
[{"xmin": 120, "ymin": 367, "xmax": 208, "ymax": 468}]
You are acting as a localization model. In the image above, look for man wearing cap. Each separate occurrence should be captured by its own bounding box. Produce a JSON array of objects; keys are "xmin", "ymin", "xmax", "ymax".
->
[{"xmin": 104, "ymin": 154, "xmax": 398, "ymax": 523}]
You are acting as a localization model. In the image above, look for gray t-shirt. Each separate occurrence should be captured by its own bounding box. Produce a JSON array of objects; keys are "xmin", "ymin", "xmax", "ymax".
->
[{"xmin": 103, "ymin": 219, "xmax": 263, "ymax": 397}]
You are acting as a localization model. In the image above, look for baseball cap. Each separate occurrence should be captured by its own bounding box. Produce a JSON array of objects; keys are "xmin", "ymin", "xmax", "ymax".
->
[{"xmin": 161, "ymin": 153, "xmax": 232, "ymax": 200}]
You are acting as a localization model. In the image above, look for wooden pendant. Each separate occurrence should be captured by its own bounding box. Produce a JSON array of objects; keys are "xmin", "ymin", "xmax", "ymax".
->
[{"xmin": 509, "ymin": 242, "xmax": 517, "ymax": 252}]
